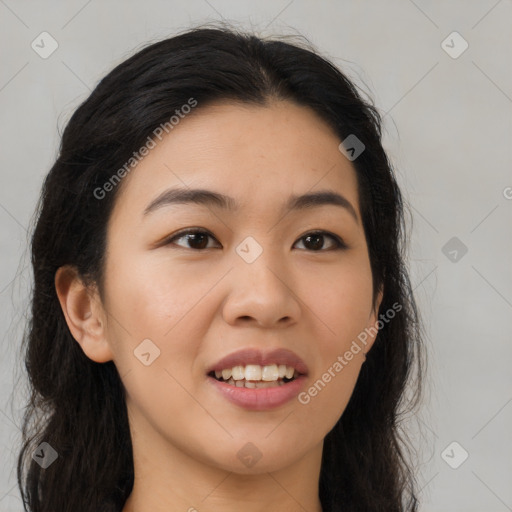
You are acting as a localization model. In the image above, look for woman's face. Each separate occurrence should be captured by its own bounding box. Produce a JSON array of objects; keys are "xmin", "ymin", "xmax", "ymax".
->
[{"xmin": 93, "ymin": 100, "xmax": 382, "ymax": 474}]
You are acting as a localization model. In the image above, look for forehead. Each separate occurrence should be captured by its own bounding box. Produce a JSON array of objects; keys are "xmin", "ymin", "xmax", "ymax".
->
[{"xmin": 109, "ymin": 100, "xmax": 360, "ymax": 224}]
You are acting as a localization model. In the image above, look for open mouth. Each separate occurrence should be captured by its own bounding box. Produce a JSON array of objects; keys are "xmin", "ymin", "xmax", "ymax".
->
[{"xmin": 207, "ymin": 365, "xmax": 302, "ymax": 389}]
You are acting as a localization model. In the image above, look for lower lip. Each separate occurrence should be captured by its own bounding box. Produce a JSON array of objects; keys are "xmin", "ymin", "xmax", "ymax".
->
[{"xmin": 207, "ymin": 375, "xmax": 308, "ymax": 411}]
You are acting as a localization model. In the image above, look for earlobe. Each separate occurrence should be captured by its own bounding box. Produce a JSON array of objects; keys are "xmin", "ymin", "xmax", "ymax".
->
[{"xmin": 54, "ymin": 265, "xmax": 114, "ymax": 363}]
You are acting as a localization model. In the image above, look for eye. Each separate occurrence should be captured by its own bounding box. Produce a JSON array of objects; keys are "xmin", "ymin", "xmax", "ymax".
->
[
  {"xmin": 164, "ymin": 228, "xmax": 346, "ymax": 252},
  {"xmin": 293, "ymin": 230, "xmax": 346, "ymax": 251},
  {"xmin": 165, "ymin": 228, "xmax": 220, "ymax": 250}
]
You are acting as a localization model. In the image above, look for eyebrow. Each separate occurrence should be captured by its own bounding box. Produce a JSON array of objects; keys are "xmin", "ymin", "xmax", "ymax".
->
[{"xmin": 143, "ymin": 187, "xmax": 359, "ymax": 223}]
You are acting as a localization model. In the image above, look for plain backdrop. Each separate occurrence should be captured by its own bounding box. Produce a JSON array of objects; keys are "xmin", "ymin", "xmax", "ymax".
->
[{"xmin": 1, "ymin": 1, "xmax": 511, "ymax": 511}]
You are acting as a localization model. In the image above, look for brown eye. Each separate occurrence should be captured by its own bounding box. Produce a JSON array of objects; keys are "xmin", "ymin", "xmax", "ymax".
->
[
  {"xmin": 164, "ymin": 229, "xmax": 346, "ymax": 252},
  {"xmin": 294, "ymin": 231, "xmax": 346, "ymax": 251},
  {"xmin": 166, "ymin": 229, "xmax": 219, "ymax": 250}
]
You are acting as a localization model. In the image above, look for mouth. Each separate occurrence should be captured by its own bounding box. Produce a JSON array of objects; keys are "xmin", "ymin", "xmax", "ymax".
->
[
  {"xmin": 207, "ymin": 364, "xmax": 303, "ymax": 388},
  {"xmin": 205, "ymin": 347, "xmax": 309, "ymax": 409}
]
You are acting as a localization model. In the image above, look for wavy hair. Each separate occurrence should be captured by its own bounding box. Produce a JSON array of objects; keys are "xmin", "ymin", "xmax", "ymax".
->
[{"xmin": 16, "ymin": 23, "xmax": 424, "ymax": 512}]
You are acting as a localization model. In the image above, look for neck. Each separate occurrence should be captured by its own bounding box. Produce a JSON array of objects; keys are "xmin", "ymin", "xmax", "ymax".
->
[{"xmin": 122, "ymin": 423, "xmax": 324, "ymax": 512}]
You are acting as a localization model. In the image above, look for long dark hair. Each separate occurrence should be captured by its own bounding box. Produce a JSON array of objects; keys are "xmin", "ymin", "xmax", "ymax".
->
[{"xmin": 16, "ymin": 23, "xmax": 424, "ymax": 512}]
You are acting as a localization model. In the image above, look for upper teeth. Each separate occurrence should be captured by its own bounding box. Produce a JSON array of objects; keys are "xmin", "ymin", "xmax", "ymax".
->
[{"xmin": 215, "ymin": 364, "xmax": 296, "ymax": 381}]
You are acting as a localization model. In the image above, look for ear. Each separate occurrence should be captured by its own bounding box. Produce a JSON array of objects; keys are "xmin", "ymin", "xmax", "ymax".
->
[
  {"xmin": 363, "ymin": 285, "xmax": 385, "ymax": 354},
  {"xmin": 55, "ymin": 265, "xmax": 114, "ymax": 363}
]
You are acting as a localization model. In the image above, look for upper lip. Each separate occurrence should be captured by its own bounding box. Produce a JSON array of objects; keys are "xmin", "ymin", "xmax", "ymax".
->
[{"xmin": 207, "ymin": 347, "xmax": 309, "ymax": 376}]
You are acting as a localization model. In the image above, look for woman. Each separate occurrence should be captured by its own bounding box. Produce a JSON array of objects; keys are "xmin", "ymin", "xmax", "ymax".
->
[{"xmin": 17, "ymin": 24, "xmax": 424, "ymax": 512}]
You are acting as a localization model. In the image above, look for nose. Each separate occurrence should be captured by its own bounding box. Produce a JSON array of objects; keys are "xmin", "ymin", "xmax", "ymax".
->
[{"xmin": 222, "ymin": 251, "xmax": 301, "ymax": 329}]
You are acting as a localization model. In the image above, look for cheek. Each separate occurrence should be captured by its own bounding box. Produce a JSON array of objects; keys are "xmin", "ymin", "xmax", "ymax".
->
[
  {"xmin": 105, "ymin": 256, "xmax": 217, "ymax": 441},
  {"xmin": 294, "ymin": 259, "xmax": 373, "ymax": 424},
  {"xmin": 103, "ymin": 254, "xmax": 214, "ymax": 368},
  {"xmin": 302, "ymin": 256, "xmax": 375, "ymax": 342}
]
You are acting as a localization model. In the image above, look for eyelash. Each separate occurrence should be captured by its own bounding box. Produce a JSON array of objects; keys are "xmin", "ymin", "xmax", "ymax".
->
[{"xmin": 163, "ymin": 228, "xmax": 347, "ymax": 252}]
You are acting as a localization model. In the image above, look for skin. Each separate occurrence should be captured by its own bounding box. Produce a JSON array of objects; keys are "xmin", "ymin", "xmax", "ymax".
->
[{"xmin": 55, "ymin": 100, "xmax": 383, "ymax": 512}]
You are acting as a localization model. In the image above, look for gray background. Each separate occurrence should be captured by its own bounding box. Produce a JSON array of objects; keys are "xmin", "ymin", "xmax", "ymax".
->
[{"xmin": 1, "ymin": 1, "xmax": 511, "ymax": 511}]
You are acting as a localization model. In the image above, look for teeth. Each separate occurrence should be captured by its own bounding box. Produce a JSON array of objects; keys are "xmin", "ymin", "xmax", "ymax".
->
[
  {"xmin": 244, "ymin": 364, "xmax": 262, "ymax": 380},
  {"xmin": 212, "ymin": 363, "xmax": 300, "ymax": 384},
  {"xmin": 261, "ymin": 364, "xmax": 279, "ymax": 381},
  {"xmin": 226, "ymin": 377, "xmax": 286, "ymax": 388},
  {"xmin": 232, "ymin": 365, "xmax": 244, "ymax": 380}
]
